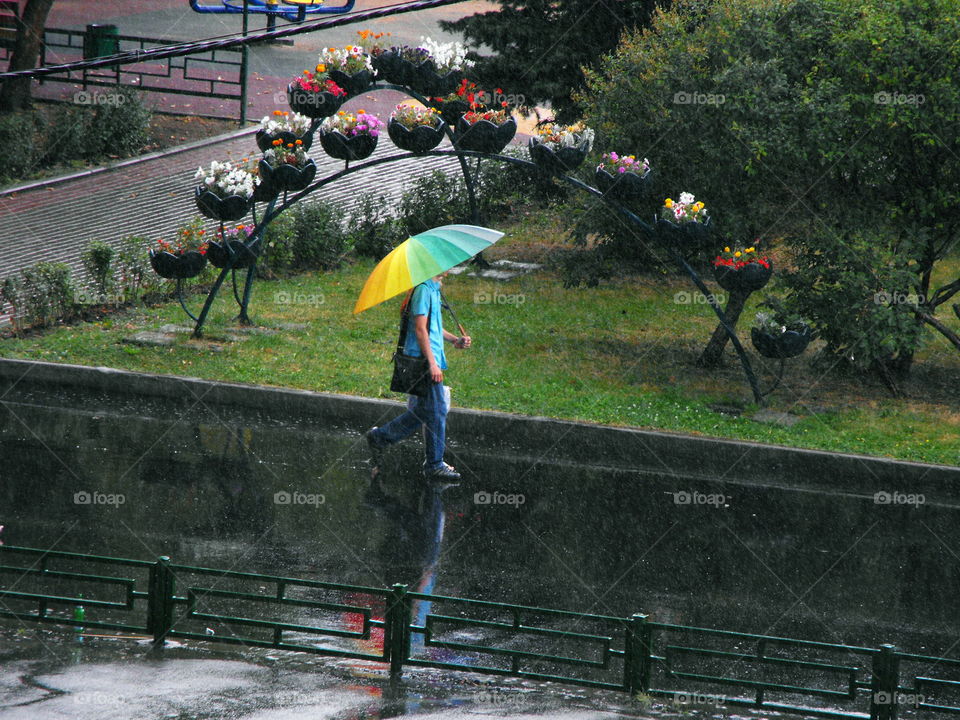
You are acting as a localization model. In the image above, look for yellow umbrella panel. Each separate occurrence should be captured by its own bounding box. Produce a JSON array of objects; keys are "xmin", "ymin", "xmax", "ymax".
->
[{"xmin": 353, "ymin": 224, "xmax": 504, "ymax": 314}]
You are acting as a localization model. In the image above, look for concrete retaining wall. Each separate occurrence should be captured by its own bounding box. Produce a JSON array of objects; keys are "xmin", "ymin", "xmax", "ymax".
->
[{"xmin": 1, "ymin": 358, "xmax": 956, "ymax": 496}]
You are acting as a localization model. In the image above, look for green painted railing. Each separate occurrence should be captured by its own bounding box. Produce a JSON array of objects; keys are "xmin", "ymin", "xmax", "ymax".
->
[{"xmin": 2, "ymin": 544, "xmax": 958, "ymax": 718}]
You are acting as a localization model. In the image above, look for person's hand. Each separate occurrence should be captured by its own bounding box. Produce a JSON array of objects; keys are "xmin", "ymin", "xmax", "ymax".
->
[
  {"xmin": 429, "ymin": 362, "xmax": 444, "ymax": 383},
  {"xmin": 455, "ymin": 335, "xmax": 472, "ymax": 349}
]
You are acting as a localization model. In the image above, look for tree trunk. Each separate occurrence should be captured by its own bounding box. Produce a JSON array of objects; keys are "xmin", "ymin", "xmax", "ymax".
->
[
  {"xmin": 697, "ymin": 288, "xmax": 749, "ymax": 368},
  {"xmin": 0, "ymin": 0, "xmax": 56, "ymax": 113}
]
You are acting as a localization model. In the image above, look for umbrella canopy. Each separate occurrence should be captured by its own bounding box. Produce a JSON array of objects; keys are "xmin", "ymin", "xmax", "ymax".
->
[{"xmin": 353, "ymin": 224, "xmax": 504, "ymax": 314}]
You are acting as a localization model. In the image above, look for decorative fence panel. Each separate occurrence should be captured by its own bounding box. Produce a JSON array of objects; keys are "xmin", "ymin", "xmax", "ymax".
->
[{"xmin": 2, "ymin": 544, "xmax": 960, "ymax": 719}]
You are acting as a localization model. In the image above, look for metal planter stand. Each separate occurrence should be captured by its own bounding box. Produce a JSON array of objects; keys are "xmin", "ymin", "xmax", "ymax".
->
[{"xmin": 163, "ymin": 77, "xmax": 767, "ymax": 405}]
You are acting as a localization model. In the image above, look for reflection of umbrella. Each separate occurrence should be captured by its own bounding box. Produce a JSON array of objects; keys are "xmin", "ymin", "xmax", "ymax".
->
[{"xmin": 353, "ymin": 224, "xmax": 504, "ymax": 314}]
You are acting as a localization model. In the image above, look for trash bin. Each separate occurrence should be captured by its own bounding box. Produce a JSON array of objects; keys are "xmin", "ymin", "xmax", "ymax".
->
[{"xmin": 83, "ymin": 24, "xmax": 119, "ymax": 59}]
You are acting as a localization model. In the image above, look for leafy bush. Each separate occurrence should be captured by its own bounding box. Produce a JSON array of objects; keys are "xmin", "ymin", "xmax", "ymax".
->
[
  {"xmin": 397, "ymin": 170, "xmax": 469, "ymax": 235},
  {"xmin": 81, "ymin": 240, "xmax": 115, "ymax": 296},
  {"xmin": 0, "ymin": 110, "xmax": 41, "ymax": 182},
  {"xmin": 289, "ymin": 201, "xmax": 350, "ymax": 271},
  {"xmin": 116, "ymin": 235, "xmax": 163, "ymax": 303},
  {"xmin": 576, "ymin": 0, "xmax": 960, "ymax": 379},
  {"xmin": 87, "ymin": 87, "xmax": 151, "ymax": 157},
  {"xmin": 349, "ymin": 193, "xmax": 406, "ymax": 260},
  {"xmin": 258, "ymin": 212, "xmax": 296, "ymax": 277},
  {"xmin": 18, "ymin": 262, "xmax": 75, "ymax": 327}
]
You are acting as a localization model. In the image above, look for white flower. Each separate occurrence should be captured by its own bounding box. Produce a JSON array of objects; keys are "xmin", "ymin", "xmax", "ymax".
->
[
  {"xmin": 679, "ymin": 191, "xmax": 695, "ymax": 205},
  {"xmin": 418, "ymin": 36, "xmax": 473, "ymax": 73}
]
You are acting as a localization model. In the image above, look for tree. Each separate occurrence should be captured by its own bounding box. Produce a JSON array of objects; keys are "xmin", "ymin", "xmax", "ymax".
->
[
  {"xmin": 440, "ymin": 0, "xmax": 668, "ymax": 122},
  {"xmin": 576, "ymin": 0, "xmax": 960, "ymax": 384},
  {"xmin": 0, "ymin": 0, "xmax": 56, "ymax": 112}
]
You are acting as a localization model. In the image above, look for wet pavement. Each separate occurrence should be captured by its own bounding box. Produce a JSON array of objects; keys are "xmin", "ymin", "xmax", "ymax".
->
[{"xmin": 1, "ymin": 631, "xmax": 675, "ymax": 719}]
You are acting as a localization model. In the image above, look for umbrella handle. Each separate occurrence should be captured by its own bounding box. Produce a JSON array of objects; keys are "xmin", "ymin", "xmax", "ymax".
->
[{"xmin": 440, "ymin": 290, "xmax": 468, "ymax": 339}]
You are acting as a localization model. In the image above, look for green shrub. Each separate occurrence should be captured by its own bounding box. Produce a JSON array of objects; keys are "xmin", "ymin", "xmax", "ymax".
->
[
  {"xmin": 18, "ymin": 262, "xmax": 75, "ymax": 327},
  {"xmin": 398, "ymin": 170, "xmax": 469, "ymax": 235},
  {"xmin": 116, "ymin": 235, "xmax": 162, "ymax": 303},
  {"xmin": 88, "ymin": 87, "xmax": 151, "ymax": 157},
  {"xmin": 289, "ymin": 201, "xmax": 349, "ymax": 271},
  {"xmin": 0, "ymin": 110, "xmax": 41, "ymax": 182},
  {"xmin": 81, "ymin": 240, "xmax": 115, "ymax": 297},
  {"xmin": 349, "ymin": 194, "xmax": 406, "ymax": 260},
  {"xmin": 258, "ymin": 213, "xmax": 296, "ymax": 277}
]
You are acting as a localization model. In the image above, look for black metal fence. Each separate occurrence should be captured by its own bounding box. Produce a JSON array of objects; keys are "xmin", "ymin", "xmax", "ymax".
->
[
  {"xmin": 2, "ymin": 544, "xmax": 959, "ymax": 718},
  {"xmin": 0, "ymin": 27, "xmax": 246, "ymax": 120}
]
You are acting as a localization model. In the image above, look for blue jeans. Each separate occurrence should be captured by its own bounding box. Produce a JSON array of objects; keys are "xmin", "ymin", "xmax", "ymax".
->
[{"xmin": 371, "ymin": 382, "xmax": 450, "ymax": 472}]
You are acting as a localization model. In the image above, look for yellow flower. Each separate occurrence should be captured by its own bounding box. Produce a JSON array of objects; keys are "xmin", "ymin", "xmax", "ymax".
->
[
  {"xmin": 746, "ymin": 247, "xmax": 755, "ymax": 253},
  {"xmin": 734, "ymin": 251, "xmax": 742, "ymax": 258},
  {"xmin": 316, "ymin": 63, "xmax": 326, "ymax": 73},
  {"xmin": 724, "ymin": 246, "xmax": 730, "ymax": 253},
  {"xmin": 665, "ymin": 198, "xmax": 674, "ymax": 208}
]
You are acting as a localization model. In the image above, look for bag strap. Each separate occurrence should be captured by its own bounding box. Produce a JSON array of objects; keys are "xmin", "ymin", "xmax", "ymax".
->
[{"xmin": 396, "ymin": 283, "xmax": 430, "ymax": 354}]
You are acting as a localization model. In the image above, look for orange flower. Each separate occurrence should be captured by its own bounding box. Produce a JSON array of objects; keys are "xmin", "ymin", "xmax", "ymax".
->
[
  {"xmin": 273, "ymin": 109, "xmax": 283, "ymax": 116},
  {"xmin": 272, "ymin": 139, "xmax": 282, "ymax": 146},
  {"xmin": 295, "ymin": 139, "xmax": 303, "ymax": 145}
]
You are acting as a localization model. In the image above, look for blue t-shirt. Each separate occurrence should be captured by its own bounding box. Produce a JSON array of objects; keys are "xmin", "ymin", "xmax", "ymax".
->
[{"xmin": 403, "ymin": 280, "xmax": 446, "ymax": 370}]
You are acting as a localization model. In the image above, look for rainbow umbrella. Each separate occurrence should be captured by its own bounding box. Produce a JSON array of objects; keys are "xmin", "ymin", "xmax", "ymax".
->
[{"xmin": 353, "ymin": 224, "xmax": 504, "ymax": 314}]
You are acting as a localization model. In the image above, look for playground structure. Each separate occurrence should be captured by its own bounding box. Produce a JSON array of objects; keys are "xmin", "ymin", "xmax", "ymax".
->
[{"xmin": 189, "ymin": 0, "xmax": 357, "ymax": 23}]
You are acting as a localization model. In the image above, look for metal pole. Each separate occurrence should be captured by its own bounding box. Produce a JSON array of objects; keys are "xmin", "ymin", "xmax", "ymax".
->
[{"xmin": 239, "ymin": 0, "xmax": 249, "ymax": 126}]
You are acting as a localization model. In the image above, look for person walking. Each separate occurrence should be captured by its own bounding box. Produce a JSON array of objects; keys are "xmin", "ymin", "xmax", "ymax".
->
[{"xmin": 366, "ymin": 272, "xmax": 471, "ymax": 481}]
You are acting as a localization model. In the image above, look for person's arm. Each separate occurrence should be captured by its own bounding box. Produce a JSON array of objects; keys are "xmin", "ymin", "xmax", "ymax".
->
[
  {"xmin": 414, "ymin": 314, "xmax": 443, "ymax": 383},
  {"xmin": 443, "ymin": 328, "xmax": 471, "ymax": 348}
]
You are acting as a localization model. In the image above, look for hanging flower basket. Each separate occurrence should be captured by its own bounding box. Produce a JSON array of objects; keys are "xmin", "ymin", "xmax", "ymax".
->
[
  {"xmin": 256, "ymin": 129, "xmax": 313, "ymax": 153},
  {"xmin": 252, "ymin": 175, "xmax": 279, "ymax": 203},
  {"xmin": 595, "ymin": 166, "xmax": 652, "ymax": 200},
  {"xmin": 427, "ymin": 98, "xmax": 469, "ymax": 126},
  {"xmin": 528, "ymin": 137, "xmax": 588, "ymax": 175},
  {"xmin": 714, "ymin": 261, "xmax": 773, "ymax": 293},
  {"xmin": 286, "ymin": 82, "xmax": 346, "ymax": 119},
  {"xmin": 328, "ymin": 68, "xmax": 373, "ymax": 97},
  {"xmin": 370, "ymin": 49, "xmax": 413, "ymax": 85},
  {"xmin": 454, "ymin": 115, "xmax": 517, "ymax": 154},
  {"xmin": 656, "ymin": 215, "xmax": 713, "ymax": 245},
  {"xmin": 387, "ymin": 117, "xmax": 446, "ymax": 153},
  {"xmin": 751, "ymin": 325, "xmax": 812, "ymax": 359},
  {"xmin": 149, "ymin": 249, "xmax": 207, "ymax": 280},
  {"xmin": 258, "ymin": 158, "xmax": 317, "ymax": 193},
  {"xmin": 409, "ymin": 60, "xmax": 460, "ymax": 98},
  {"xmin": 195, "ymin": 187, "xmax": 250, "ymax": 222},
  {"xmin": 319, "ymin": 129, "xmax": 379, "ymax": 162},
  {"xmin": 206, "ymin": 239, "xmax": 257, "ymax": 270}
]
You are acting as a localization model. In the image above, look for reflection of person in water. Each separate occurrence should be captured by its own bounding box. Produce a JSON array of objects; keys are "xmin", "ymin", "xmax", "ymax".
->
[{"xmin": 364, "ymin": 480, "xmax": 460, "ymax": 657}]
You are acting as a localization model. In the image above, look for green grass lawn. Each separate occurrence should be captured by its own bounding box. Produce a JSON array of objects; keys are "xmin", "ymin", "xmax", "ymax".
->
[{"xmin": 3, "ymin": 235, "xmax": 959, "ymax": 467}]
